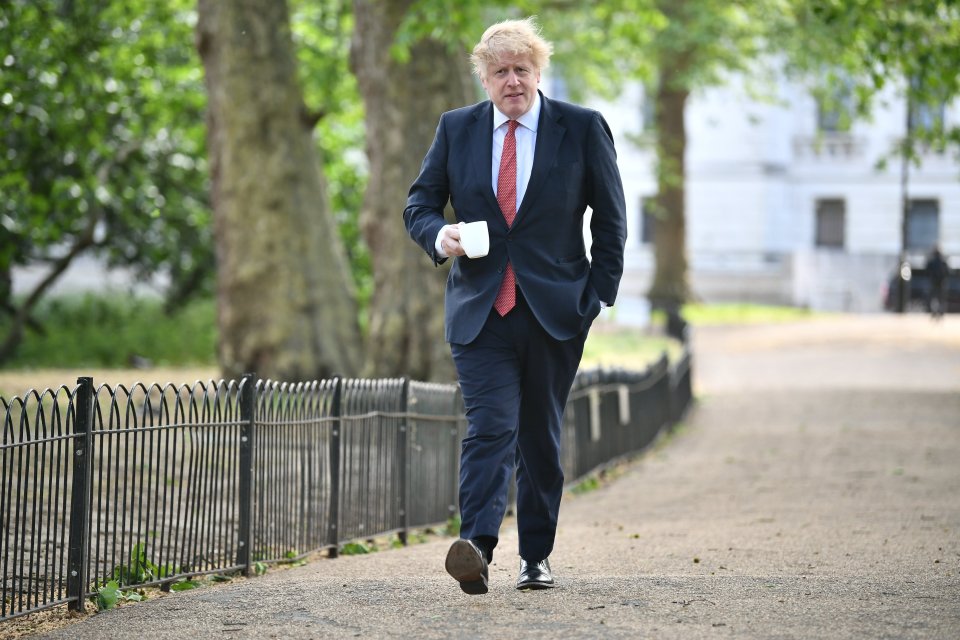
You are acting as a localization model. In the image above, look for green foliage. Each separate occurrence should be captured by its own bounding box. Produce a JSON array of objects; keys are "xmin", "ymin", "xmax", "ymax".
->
[
  {"xmin": 780, "ymin": 0, "xmax": 960, "ymax": 157},
  {"xmin": 339, "ymin": 541, "xmax": 373, "ymax": 555},
  {"xmin": 283, "ymin": 549, "xmax": 308, "ymax": 567},
  {"xmin": 110, "ymin": 542, "xmax": 180, "ymax": 586},
  {"xmin": 570, "ymin": 475, "xmax": 601, "ymax": 495},
  {"xmin": 169, "ymin": 579, "xmax": 199, "ymax": 592},
  {"xmin": 443, "ymin": 515, "xmax": 461, "ymax": 538},
  {"xmin": 94, "ymin": 580, "xmax": 145, "ymax": 611},
  {"xmin": 290, "ymin": 0, "xmax": 371, "ymax": 306},
  {"xmin": 253, "ymin": 561, "xmax": 269, "ymax": 576},
  {"xmin": 1, "ymin": 0, "xmax": 213, "ymax": 304},
  {"xmin": 394, "ymin": 0, "xmax": 499, "ymax": 64},
  {"xmin": 0, "ymin": 293, "xmax": 216, "ymax": 368}
]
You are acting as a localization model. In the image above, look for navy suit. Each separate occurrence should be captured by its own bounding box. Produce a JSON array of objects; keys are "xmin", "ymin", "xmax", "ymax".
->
[{"xmin": 404, "ymin": 91, "xmax": 626, "ymax": 562}]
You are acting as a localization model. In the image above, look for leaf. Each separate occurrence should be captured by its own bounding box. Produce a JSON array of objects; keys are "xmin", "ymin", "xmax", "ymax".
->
[
  {"xmin": 339, "ymin": 542, "xmax": 370, "ymax": 555},
  {"xmin": 169, "ymin": 580, "xmax": 199, "ymax": 591},
  {"xmin": 96, "ymin": 581, "xmax": 121, "ymax": 611}
]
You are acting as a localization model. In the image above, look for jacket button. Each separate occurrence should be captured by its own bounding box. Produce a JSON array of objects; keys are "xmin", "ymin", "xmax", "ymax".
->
[{"xmin": 497, "ymin": 267, "xmax": 503, "ymax": 273}]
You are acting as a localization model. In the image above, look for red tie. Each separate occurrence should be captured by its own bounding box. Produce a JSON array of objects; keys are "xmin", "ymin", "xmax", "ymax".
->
[{"xmin": 494, "ymin": 120, "xmax": 519, "ymax": 316}]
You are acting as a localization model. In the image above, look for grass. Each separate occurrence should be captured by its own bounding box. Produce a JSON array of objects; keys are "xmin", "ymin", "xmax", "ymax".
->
[
  {"xmin": 1, "ymin": 296, "xmax": 808, "ymax": 398},
  {"xmin": 678, "ymin": 302, "xmax": 818, "ymax": 325},
  {"xmin": 0, "ymin": 293, "xmax": 219, "ymax": 398},
  {"xmin": 1, "ymin": 293, "xmax": 217, "ymax": 370},
  {"xmin": 582, "ymin": 327, "xmax": 681, "ymax": 370}
]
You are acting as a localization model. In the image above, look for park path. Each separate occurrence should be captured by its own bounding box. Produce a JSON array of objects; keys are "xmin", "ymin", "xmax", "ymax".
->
[{"xmin": 29, "ymin": 314, "xmax": 960, "ymax": 639}]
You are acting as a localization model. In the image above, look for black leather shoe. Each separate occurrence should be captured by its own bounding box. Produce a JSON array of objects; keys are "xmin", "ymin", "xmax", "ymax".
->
[
  {"xmin": 445, "ymin": 539, "xmax": 489, "ymax": 595},
  {"xmin": 516, "ymin": 558, "xmax": 555, "ymax": 590}
]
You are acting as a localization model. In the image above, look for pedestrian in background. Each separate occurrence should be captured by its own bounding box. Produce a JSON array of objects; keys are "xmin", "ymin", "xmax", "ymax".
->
[{"xmin": 925, "ymin": 245, "xmax": 950, "ymax": 319}]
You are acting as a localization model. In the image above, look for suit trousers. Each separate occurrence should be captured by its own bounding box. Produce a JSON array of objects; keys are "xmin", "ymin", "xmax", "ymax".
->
[{"xmin": 451, "ymin": 291, "xmax": 588, "ymax": 563}]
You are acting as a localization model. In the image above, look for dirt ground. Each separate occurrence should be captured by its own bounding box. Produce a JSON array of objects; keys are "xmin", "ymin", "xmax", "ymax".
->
[{"xmin": 5, "ymin": 313, "xmax": 959, "ymax": 639}]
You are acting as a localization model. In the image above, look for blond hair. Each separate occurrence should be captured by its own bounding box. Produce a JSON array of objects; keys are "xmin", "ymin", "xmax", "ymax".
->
[{"xmin": 470, "ymin": 17, "xmax": 553, "ymax": 79}]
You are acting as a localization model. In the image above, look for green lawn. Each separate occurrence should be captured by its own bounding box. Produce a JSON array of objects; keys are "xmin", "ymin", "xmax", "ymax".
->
[
  {"xmin": 582, "ymin": 328, "xmax": 681, "ymax": 371},
  {"xmin": 1, "ymin": 295, "xmax": 811, "ymax": 398},
  {"xmin": 679, "ymin": 302, "xmax": 818, "ymax": 325}
]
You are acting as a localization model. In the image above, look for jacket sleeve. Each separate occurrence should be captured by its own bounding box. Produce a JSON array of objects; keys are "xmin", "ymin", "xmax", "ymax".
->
[
  {"xmin": 585, "ymin": 111, "xmax": 627, "ymax": 305},
  {"xmin": 403, "ymin": 115, "xmax": 451, "ymax": 266}
]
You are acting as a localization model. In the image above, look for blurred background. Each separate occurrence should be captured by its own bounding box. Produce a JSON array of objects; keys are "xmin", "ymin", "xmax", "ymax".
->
[{"xmin": 2, "ymin": 0, "xmax": 958, "ymax": 388}]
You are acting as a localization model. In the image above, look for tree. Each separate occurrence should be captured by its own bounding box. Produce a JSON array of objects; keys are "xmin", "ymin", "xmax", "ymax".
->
[
  {"xmin": 196, "ymin": 0, "xmax": 362, "ymax": 380},
  {"xmin": 643, "ymin": 0, "xmax": 766, "ymax": 309},
  {"xmin": 539, "ymin": 1, "xmax": 768, "ymax": 309},
  {"xmin": 349, "ymin": 0, "xmax": 476, "ymax": 381},
  {"xmin": 783, "ymin": 0, "xmax": 960, "ymax": 156},
  {"xmin": 0, "ymin": 0, "xmax": 212, "ymax": 363}
]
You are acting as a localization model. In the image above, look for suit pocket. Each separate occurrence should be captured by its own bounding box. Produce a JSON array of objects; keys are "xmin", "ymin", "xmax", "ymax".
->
[{"xmin": 556, "ymin": 253, "xmax": 586, "ymax": 264}]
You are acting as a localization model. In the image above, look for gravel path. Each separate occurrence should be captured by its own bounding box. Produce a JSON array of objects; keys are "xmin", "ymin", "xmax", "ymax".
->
[{"xmin": 28, "ymin": 314, "xmax": 960, "ymax": 639}]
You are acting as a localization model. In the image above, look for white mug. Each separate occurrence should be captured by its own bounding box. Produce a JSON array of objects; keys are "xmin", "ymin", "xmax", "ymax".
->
[{"xmin": 458, "ymin": 221, "xmax": 489, "ymax": 258}]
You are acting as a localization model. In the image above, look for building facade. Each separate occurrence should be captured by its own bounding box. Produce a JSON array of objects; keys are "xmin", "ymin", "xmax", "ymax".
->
[{"xmin": 586, "ymin": 76, "xmax": 959, "ymax": 317}]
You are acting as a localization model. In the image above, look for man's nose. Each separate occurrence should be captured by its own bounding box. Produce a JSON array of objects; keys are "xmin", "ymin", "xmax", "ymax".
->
[{"xmin": 506, "ymin": 71, "xmax": 519, "ymax": 84}]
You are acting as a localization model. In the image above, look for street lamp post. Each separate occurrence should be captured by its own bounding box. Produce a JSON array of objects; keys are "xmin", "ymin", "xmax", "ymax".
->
[{"xmin": 896, "ymin": 92, "xmax": 913, "ymax": 313}]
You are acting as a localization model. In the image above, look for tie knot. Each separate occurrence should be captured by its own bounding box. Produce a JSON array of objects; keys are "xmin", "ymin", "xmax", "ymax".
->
[{"xmin": 507, "ymin": 120, "xmax": 519, "ymax": 134}]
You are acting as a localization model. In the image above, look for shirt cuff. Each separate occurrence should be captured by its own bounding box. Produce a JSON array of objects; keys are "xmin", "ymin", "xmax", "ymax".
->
[{"xmin": 434, "ymin": 230, "xmax": 448, "ymax": 259}]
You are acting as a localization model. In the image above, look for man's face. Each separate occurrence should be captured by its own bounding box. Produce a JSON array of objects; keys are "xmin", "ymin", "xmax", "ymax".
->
[{"xmin": 481, "ymin": 54, "xmax": 540, "ymax": 119}]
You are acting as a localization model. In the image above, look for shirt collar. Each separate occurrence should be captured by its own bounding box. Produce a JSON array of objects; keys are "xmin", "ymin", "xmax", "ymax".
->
[{"xmin": 492, "ymin": 92, "xmax": 541, "ymax": 133}]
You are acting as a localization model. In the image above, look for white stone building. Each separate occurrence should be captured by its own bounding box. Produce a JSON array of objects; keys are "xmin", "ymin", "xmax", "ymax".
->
[{"xmin": 580, "ymin": 75, "xmax": 960, "ymax": 316}]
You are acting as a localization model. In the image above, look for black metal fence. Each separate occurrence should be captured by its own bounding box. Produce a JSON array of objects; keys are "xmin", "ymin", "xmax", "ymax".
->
[{"xmin": 1, "ymin": 349, "xmax": 691, "ymax": 621}]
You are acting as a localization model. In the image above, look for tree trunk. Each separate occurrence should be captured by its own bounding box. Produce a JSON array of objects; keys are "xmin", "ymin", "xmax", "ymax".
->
[
  {"xmin": 197, "ymin": 0, "xmax": 362, "ymax": 381},
  {"xmin": 648, "ymin": 67, "xmax": 691, "ymax": 310},
  {"xmin": 350, "ymin": 0, "xmax": 474, "ymax": 381}
]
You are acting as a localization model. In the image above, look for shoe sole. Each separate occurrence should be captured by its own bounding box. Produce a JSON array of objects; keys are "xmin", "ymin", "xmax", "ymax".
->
[
  {"xmin": 445, "ymin": 540, "xmax": 488, "ymax": 595},
  {"xmin": 516, "ymin": 580, "xmax": 555, "ymax": 591}
]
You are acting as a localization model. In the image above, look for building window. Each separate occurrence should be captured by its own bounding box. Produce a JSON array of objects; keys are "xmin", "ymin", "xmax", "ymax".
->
[
  {"xmin": 911, "ymin": 101, "xmax": 945, "ymax": 132},
  {"xmin": 907, "ymin": 199, "xmax": 939, "ymax": 251},
  {"xmin": 640, "ymin": 196, "xmax": 656, "ymax": 245},
  {"xmin": 815, "ymin": 199, "xmax": 845, "ymax": 248},
  {"xmin": 816, "ymin": 85, "xmax": 854, "ymax": 133},
  {"xmin": 909, "ymin": 76, "xmax": 946, "ymax": 133}
]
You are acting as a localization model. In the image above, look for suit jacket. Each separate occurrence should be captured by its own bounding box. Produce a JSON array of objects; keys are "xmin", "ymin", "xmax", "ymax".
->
[{"xmin": 404, "ymin": 91, "xmax": 627, "ymax": 345}]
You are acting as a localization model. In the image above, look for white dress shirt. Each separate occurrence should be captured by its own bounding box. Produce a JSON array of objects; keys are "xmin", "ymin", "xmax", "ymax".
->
[{"xmin": 434, "ymin": 94, "xmax": 541, "ymax": 258}]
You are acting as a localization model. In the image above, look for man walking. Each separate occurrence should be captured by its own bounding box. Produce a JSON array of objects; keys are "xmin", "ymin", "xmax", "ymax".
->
[
  {"xmin": 403, "ymin": 17, "xmax": 626, "ymax": 594},
  {"xmin": 925, "ymin": 245, "xmax": 950, "ymax": 319}
]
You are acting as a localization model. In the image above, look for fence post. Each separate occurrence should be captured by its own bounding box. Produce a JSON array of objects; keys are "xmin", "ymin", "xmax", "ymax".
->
[
  {"xmin": 67, "ymin": 377, "xmax": 93, "ymax": 611},
  {"xmin": 236, "ymin": 373, "xmax": 256, "ymax": 576},
  {"xmin": 398, "ymin": 378, "xmax": 410, "ymax": 546},
  {"xmin": 327, "ymin": 377, "xmax": 342, "ymax": 558}
]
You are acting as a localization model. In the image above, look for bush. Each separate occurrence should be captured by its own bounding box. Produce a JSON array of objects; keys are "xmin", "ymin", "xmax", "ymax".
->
[{"xmin": 1, "ymin": 294, "xmax": 217, "ymax": 368}]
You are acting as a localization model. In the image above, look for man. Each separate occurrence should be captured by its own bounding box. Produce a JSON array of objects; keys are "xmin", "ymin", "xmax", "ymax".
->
[
  {"xmin": 925, "ymin": 245, "xmax": 950, "ymax": 319},
  {"xmin": 403, "ymin": 17, "xmax": 626, "ymax": 594}
]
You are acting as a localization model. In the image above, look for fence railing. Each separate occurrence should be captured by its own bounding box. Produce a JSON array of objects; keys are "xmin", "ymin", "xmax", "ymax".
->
[{"xmin": 1, "ymin": 349, "xmax": 691, "ymax": 621}]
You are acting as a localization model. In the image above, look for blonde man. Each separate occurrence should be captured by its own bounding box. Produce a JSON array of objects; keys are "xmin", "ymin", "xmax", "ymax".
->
[{"xmin": 404, "ymin": 17, "xmax": 626, "ymax": 594}]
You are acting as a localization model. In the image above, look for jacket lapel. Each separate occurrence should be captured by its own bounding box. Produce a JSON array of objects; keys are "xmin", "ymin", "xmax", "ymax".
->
[
  {"xmin": 467, "ymin": 102, "xmax": 501, "ymax": 218},
  {"xmin": 517, "ymin": 92, "xmax": 565, "ymax": 223}
]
